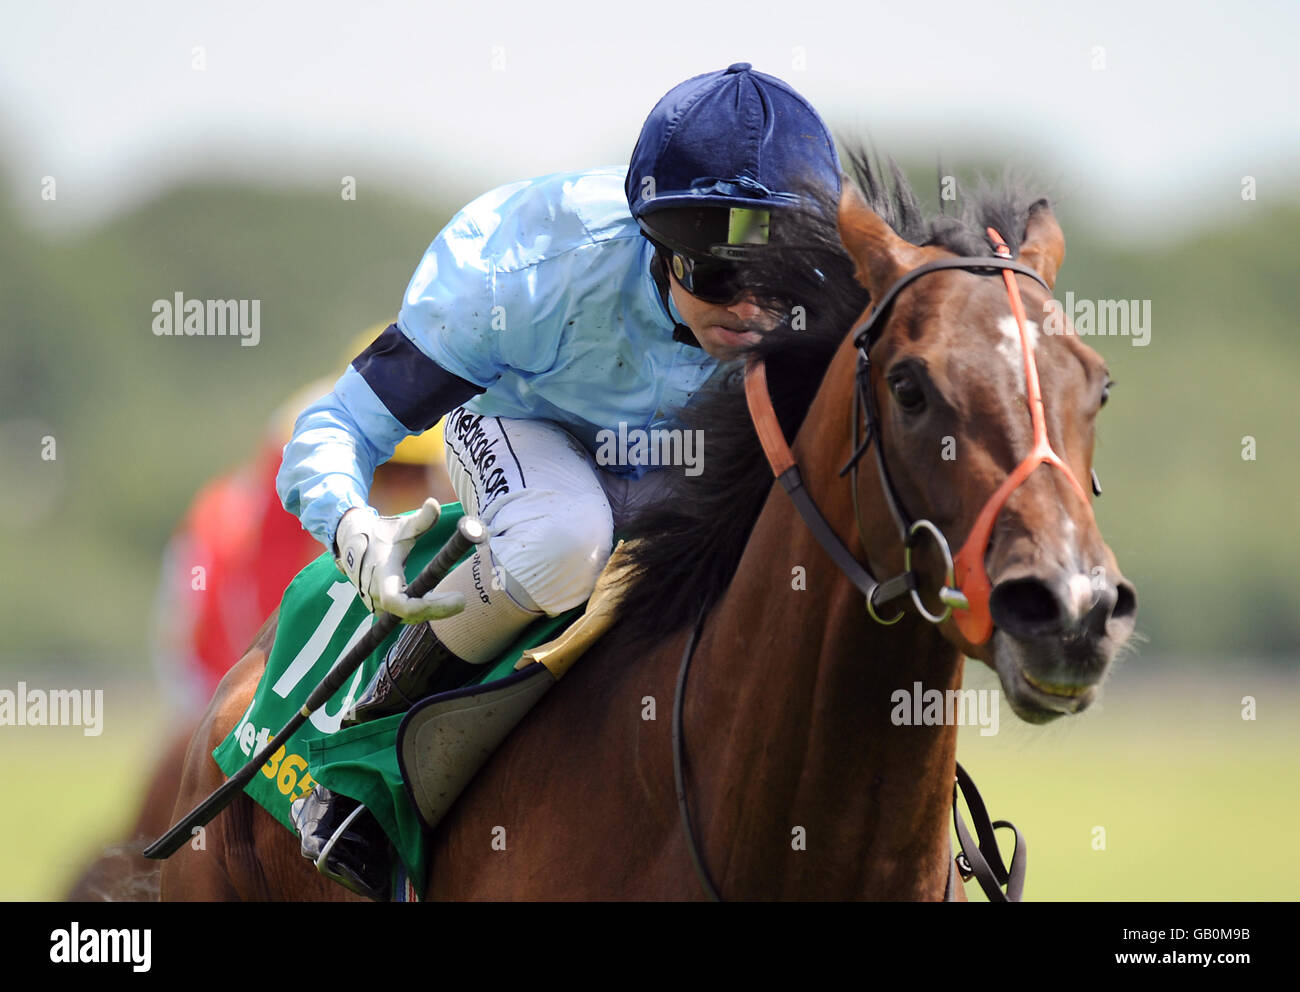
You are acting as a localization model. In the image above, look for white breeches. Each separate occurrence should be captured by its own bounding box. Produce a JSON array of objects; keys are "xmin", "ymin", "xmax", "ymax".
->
[{"xmin": 442, "ymin": 407, "xmax": 672, "ymax": 615}]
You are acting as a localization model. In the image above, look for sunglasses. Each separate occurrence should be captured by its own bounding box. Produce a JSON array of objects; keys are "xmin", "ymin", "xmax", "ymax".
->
[
  {"xmin": 655, "ymin": 243, "xmax": 755, "ymax": 305},
  {"xmin": 638, "ymin": 214, "xmax": 768, "ymax": 304}
]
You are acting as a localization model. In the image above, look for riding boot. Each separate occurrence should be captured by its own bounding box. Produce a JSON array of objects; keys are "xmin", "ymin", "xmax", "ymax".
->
[
  {"xmin": 343, "ymin": 619, "xmax": 478, "ymax": 728},
  {"xmin": 293, "ymin": 623, "xmax": 474, "ymax": 898},
  {"xmin": 290, "ymin": 785, "xmax": 392, "ymax": 902}
]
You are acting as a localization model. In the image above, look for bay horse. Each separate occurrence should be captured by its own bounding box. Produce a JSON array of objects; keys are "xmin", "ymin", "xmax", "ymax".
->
[{"xmin": 161, "ymin": 157, "xmax": 1137, "ymax": 900}]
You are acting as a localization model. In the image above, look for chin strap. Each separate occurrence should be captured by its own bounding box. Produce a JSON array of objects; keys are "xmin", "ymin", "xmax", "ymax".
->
[{"xmin": 648, "ymin": 246, "xmax": 702, "ymax": 348}]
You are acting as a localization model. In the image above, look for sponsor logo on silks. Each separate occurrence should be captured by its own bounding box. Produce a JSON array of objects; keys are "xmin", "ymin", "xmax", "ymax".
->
[
  {"xmin": 890, "ymin": 681, "xmax": 1000, "ymax": 737},
  {"xmin": 229, "ymin": 706, "xmax": 319, "ymax": 804},
  {"xmin": 151, "ymin": 292, "xmax": 261, "ymax": 347},
  {"xmin": 448, "ymin": 409, "xmax": 511, "ymax": 501},
  {"xmin": 49, "ymin": 923, "xmax": 151, "ymax": 972},
  {"xmin": 594, "ymin": 423, "xmax": 704, "ymax": 477},
  {"xmin": 0, "ymin": 683, "xmax": 104, "ymax": 736}
]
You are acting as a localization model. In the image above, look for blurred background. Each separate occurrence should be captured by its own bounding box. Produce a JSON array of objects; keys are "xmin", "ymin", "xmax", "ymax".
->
[{"xmin": 0, "ymin": 0, "xmax": 1295, "ymax": 900}]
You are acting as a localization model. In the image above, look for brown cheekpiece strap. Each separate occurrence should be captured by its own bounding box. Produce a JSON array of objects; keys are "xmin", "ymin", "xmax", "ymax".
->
[{"xmin": 744, "ymin": 358, "xmax": 795, "ymax": 476}]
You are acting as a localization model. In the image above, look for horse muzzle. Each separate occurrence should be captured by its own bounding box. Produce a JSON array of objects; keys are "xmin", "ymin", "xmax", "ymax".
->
[{"xmin": 987, "ymin": 567, "xmax": 1138, "ymax": 722}]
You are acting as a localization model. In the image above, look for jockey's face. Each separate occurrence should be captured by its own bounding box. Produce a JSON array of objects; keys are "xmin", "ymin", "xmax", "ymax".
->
[{"xmin": 668, "ymin": 269, "xmax": 780, "ymax": 361}]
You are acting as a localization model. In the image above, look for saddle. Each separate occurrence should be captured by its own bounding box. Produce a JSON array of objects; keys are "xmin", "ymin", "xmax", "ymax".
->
[{"xmin": 398, "ymin": 543, "xmax": 631, "ymax": 832}]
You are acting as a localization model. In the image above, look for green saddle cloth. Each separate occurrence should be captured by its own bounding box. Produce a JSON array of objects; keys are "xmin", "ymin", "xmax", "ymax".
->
[{"xmin": 211, "ymin": 502, "xmax": 582, "ymax": 899}]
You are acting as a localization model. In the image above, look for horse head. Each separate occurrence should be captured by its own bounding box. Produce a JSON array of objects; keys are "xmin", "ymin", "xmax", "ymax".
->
[{"xmin": 837, "ymin": 179, "xmax": 1138, "ymax": 723}]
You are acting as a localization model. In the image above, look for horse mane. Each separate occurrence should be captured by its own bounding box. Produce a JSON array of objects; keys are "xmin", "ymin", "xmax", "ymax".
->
[{"xmin": 607, "ymin": 146, "xmax": 1054, "ymax": 650}]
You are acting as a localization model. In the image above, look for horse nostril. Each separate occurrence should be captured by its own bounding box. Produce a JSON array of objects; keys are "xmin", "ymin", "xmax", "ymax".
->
[
  {"xmin": 1113, "ymin": 580, "xmax": 1138, "ymax": 623},
  {"xmin": 989, "ymin": 578, "xmax": 1065, "ymax": 638}
]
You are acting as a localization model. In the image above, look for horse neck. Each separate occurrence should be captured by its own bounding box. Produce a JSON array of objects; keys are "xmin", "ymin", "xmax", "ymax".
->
[{"xmin": 687, "ymin": 333, "xmax": 964, "ymax": 899}]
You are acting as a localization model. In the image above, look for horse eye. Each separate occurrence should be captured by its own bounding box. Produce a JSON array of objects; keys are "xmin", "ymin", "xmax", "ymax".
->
[
  {"xmin": 1100, "ymin": 379, "xmax": 1114, "ymax": 408},
  {"xmin": 890, "ymin": 372, "xmax": 926, "ymax": 413}
]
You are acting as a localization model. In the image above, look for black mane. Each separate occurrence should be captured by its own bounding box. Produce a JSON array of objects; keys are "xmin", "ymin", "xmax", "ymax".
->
[{"xmin": 608, "ymin": 146, "xmax": 1053, "ymax": 649}]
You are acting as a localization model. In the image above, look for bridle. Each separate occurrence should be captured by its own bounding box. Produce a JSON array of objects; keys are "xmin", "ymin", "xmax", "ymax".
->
[
  {"xmin": 672, "ymin": 227, "xmax": 1095, "ymax": 902},
  {"xmin": 745, "ymin": 227, "xmax": 1094, "ymax": 643}
]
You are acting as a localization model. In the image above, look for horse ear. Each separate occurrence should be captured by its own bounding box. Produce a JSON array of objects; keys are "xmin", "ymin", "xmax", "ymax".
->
[
  {"xmin": 837, "ymin": 179, "xmax": 922, "ymax": 299},
  {"xmin": 1019, "ymin": 200, "xmax": 1065, "ymax": 290}
]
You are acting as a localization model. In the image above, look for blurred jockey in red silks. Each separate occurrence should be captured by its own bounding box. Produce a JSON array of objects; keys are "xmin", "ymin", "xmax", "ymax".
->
[{"xmin": 150, "ymin": 330, "xmax": 454, "ymax": 716}]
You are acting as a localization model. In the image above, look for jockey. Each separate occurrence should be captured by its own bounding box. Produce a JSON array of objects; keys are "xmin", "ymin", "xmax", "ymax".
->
[{"xmin": 277, "ymin": 63, "xmax": 842, "ymax": 898}]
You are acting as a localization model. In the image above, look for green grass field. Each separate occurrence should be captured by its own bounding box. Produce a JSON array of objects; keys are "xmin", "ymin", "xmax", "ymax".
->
[
  {"xmin": 954, "ymin": 664, "xmax": 1298, "ymax": 901},
  {"xmin": 0, "ymin": 686, "xmax": 168, "ymax": 901},
  {"xmin": 2, "ymin": 668, "xmax": 1294, "ymax": 901}
]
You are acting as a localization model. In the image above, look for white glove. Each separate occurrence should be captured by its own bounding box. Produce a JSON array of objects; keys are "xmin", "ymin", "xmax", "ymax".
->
[{"xmin": 333, "ymin": 498, "xmax": 466, "ymax": 622}]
